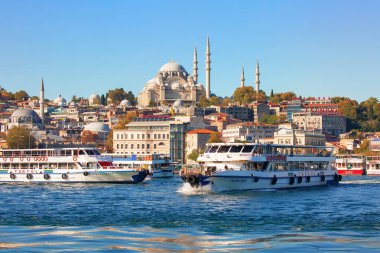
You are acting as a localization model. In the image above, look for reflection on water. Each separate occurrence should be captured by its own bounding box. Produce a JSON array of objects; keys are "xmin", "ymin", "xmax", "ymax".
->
[
  {"xmin": 0, "ymin": 176, "xmax": 379, "ymax": 251},
  {"xmin": 1, "ymin": 226, "xmax": 380, "ymax": 252}
]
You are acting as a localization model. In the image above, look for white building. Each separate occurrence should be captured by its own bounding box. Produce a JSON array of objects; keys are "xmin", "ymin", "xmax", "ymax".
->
[
  {"xmin": 222, "ymin": 122, "xmax": 277, "ymax": 143},
  {"xmin": 273, "ymin": 123, "xmax": 326, "ymax": 146},
  {"xmin": 113, "ymin": 117, "xmax": 190, "ymax": 163}
]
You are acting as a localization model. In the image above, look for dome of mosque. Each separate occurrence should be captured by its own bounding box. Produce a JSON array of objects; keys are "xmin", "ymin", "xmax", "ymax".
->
[
  {"xmin": 120, "ymin": 99, "xmax": 131, "ymax": 107},
  {"xmin": 159, "ymin": 61, "xmax": 187, "ymax": 75},
  {"xmin": 146, "ymin": 82, "xmax": 158, "ymax": 90},
  {"xmin": 11, "ymin": 108, "xmax": 40, "ymax": 119},
  {"xmin": 53, "ymin": 95, "xmax": 66, "ymax": 105},
  {"xmin": 89, "ymin": 93, "xmax": 100, "ymax": 105},
  {"xmin": 83, "ymin": 122, "xmax": 110, "ymax": 133}
]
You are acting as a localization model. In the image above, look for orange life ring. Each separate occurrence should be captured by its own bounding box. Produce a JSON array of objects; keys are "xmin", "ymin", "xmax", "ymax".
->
[
  {"xmin": 10, "ymin": 157, "xmax": 14, "ymax": 162},
  {"xmin": 73, "ymin": 156, "xmax": 78, "ymax": 161},
  {"xmin": 45, "ymin": 156, "xmax": 48, "ymax": 161},
  {"xmin": 2, "ymin": 156, "xmax": 7, "ymax": 161},
  {"xmin": 20, "ymin": 156, "xmax": 24, "ymax": 161},
  {"xmin": 34, "ymin": 157, "xmax": 38, "ymax": 161},
  {"xmin": 27, "ymin": 157, "xmax": 31, "ymax": 161}
]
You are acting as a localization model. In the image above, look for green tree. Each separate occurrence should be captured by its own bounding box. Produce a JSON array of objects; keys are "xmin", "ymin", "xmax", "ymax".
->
[
  {"xmin": 81, "ymin": 130, "xmax": 97, "ymax": 144},
  {"xmin": 199, "ymin": 95, "xmax": 211, "ymax": 107},
  {"xmin": 125, "ymin": 91, "xmax": 136, "ymax": 106},
  {"xmin": 209, "ymin": 96, "xmax": 221, "ymax": 106},
  {"xmin": 6, "ymin": 126, "xmax": 36, "ymax": 149},
  {"xmin": 233, "ymin": 86, "xmax": 255, "ymax": 105},
  {"xmin": 187, "ymin": 149, "xmax": 201, "ymax": 162},
  {"xmin": 108, "ymin": 88, "xmax": 126, "ymax": 105},
  {"xmin": 114, "ymin": 111, "xmax": 138, "ymax": 129},
  {"xmin": 208, "ymin": 132, "xmax": 223, "ymax": 143},
  {"xmin": 105, "ymin": 130, "xmax": 113, "ymax": 153},
  {"xmin": 13, "ymin": 90, "xmax": 29, "ymax": 100},
  {"xmin": 260, "ymin": 113, "xmax": 286, "ymax": 124},
  {"xmin": 100, "ymin": 94, "xmax": 106, "ymax": 105}
]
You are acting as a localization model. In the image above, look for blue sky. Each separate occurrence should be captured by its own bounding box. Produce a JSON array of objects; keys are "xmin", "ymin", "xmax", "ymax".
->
[{"xmin": 0, "ymin": 0, "xmax": 379, "ymax": 102}]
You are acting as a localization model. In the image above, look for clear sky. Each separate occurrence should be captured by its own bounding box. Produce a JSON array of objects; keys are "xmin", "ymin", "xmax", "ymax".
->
[{"xmin": 0, "ymin": 0, "xmax": 379, "ymax": 102}]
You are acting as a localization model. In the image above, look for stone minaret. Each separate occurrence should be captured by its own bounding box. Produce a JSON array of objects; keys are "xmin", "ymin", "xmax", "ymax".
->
[
  {"xmin": 40, "ymin": 78, "xmax": 45, "ymax": 123},
  {"xmin": 240, "ymin": 65, "xmax": 245, "ymax": 87},
  {"xmin": 205, "ymin": 37, "xmax": 211, "ymax": 99},
  {"xmin": 255, "ymin": 59, "xmax": 260, "ymax": 92},
  {"xmin": 193, "ymin": 46, "xmax": 198, "ymax": 83}
]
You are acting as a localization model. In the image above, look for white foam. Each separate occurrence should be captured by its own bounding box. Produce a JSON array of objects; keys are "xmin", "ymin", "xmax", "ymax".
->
[{"xmin": 176, "ymin": 182, "xmax": 212, "ymax": 195}]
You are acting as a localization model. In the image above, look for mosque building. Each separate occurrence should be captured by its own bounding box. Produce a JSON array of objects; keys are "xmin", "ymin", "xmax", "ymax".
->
[{"xmin": 138, "ymin": 37, "xmax": 212, "ymax": 108}]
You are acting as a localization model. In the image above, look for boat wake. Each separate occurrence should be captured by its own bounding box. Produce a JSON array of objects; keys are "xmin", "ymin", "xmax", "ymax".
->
[{"xmin": 176, "ymin": 182, "xmax": 212, "ymax": 195}]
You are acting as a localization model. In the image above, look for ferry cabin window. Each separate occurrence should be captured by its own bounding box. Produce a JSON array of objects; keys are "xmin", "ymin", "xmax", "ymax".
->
[
  {"xmin": 205, "ymin": 146, "xmax": 212, "ymax": 153},
  {"xmin": 209, "ymin": 146, "xmax": 219, "ymax": 153},
  {"xmin": 217, "ymin": 146, "xmax": 231, "ymax": 153},
  {"xmin": 79, "ymin": 150, "xmax": 86, "ymax": 155},
  {"xmin": 242, "ymin": 145, "xmax": 254, "ymax": 153},
  {"xmin": 230, "ymin": 146, "xmax": 243, "ymax": 153}
]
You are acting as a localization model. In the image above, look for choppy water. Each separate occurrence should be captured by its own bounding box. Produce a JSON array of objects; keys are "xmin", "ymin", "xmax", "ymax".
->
[{"xmin": 0, "ymin": 176, "xmax": 380, "ymax": 252}]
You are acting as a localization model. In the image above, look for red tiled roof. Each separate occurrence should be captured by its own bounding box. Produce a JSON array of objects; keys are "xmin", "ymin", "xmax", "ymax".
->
[{"xmin": 187, "ymin": 129, "xmax": 217, "ymax": 135}]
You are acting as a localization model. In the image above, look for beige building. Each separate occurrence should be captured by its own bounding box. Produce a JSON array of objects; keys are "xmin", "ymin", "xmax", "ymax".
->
[
  {"xmin": 113, "ymin": 117, "xmax": 190, "ymax": 163},
  {"xmin": 273, "ymin": 123, "xmax": 326, "ymax": 146},
  {"xmin": 292, "ymin": 112, "xmax": 346, "ymax": 137},
  {"xmin": 222, "ymin": 122, "xmax": 277, "ymax": 143},
  {"xmin": 185, "ymin": 129, "xmax": 216, "ymax": 163}
]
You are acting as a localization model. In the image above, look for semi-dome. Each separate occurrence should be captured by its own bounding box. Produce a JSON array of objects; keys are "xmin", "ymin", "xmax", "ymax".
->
[
  {"xmin": 83, "ymin": 122, "xmax": 110, "ymax": 133},
  {"xmin": 146, "ymin": 82, "xmax": 158, "ymax": 90},
  {"xmin": 11, "ymin": 108, "xmax": 40, "ymax": 118},
  {"xmin": 173, "ymin": 99, "xmax": 183, "ymax": 108},
  {"xmin": 159, "ymin": 61, "xmax": 187, "ymax": 74},
  {"xmin": 120, "ymin": 99, "xmax": 131, "ymax": 107},
  {"xmin": 89, "ymin": 93, "xmax": 100, "ymax": 105}
]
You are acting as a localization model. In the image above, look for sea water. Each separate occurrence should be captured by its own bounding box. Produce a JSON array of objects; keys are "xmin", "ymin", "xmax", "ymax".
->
[{"xmin": 0, "ymin": 176, "xmax": 379, "ymax": 252}]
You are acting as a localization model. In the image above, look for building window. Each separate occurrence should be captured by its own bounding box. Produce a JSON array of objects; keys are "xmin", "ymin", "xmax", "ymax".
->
[
  {"xmin": 117, "ymin": 144, "xmax": 119, "ymax": 149},
  {"xmin": 121, "ymin": 144, "xmax": 123, "ymax": 149},
  {"xmin": 131, "ymin": 134, "xmax": 134, "ymax": 139},
  {"xmin": 137, "ymin": 144, "xmax": 140, "ymax": 149},
  {"xmin": 158, "ymin": 134, "xmax": 161, "ymax": 139},
  {"xmin": 154, "ymin": 144, "xmax": 157, "ymax": 149},
  {"xmin": 142, "ymin": 134, "xmax": 145, "ymax": 139},
  {"xmin": 154, "ymin": 134, "xmax": 157, "ymax": 139},
  {"xmin": 142, "ymin": 144, "xmax": 145, "ymax": 149},
  {"xmin": 124, "ymin": 134, "xmax": 127, "ymax": 139},
  {"xmin": 137, "ymin": 134, "xmax": 140, "ymax": 139},
  {"xmin": 125, "ymin": 144, "xmax": 128, "ymax": 149},
  {"xmin": 116, "ymin": 134, "xmax": 119, "ymax": 139},
  {"xmin": 147, "ymin": 144, "xmax": 150, "ymax": 149},
  {"xmin": 147, "ymin": 134, "xmax": 150, "ymax": 139},
  {"xmin": 131, "ymin": 144, "xmax": 134, "ymax": 149}
]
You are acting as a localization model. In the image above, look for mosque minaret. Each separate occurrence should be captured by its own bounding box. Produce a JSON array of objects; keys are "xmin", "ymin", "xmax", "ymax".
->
[
  {"xmin": 240, "ymin": 65, "xmax": 245, "ymax": 87},
  {"xmin": 193, "ymin": 46, "xmax": 198, "ymax": 83},
  {"xmin": 205, "ymin": 37, "xmax": 211, "ymax": 99},
  {"xmin": 255, "ymin": 59, "xmax": 260, "ymax": 92},
  {"xmin": 40, "ymin": 78, "xmax": 45, "ymax": 123}
]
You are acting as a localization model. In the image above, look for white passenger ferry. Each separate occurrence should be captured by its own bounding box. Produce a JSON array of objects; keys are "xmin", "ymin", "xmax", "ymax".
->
[
  {"xmin": 0, "ymin": 148, "xmax": 148, "ymax": 183},
  {"xmin": 366, "ymin": 156, "xmax": 380, "ymax": 176},
  {"xmin": 181, "ymin": 143, "xmax": 341, "ymax": 191},
  {"xmin": 106, "ymin": 154, "xmax": 174, "ymax": 178}
]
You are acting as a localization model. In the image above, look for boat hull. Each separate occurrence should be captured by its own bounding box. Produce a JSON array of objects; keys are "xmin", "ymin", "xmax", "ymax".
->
[
  {"xmin": 337, "ymin": 169, "xmax": 365, "ymax": 176},
  {"xmin": 182, "ymin": 173, "xmax": 341, "ymax": 192},
  {"xmin": 0, "ymin": 170, "xmax": 148, "ymax": 184}
]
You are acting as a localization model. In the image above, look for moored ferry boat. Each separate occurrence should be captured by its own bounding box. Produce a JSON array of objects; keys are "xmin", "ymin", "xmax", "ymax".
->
[
  {"xmin": 335, "ymin": 155, "xmax": 366, "ymax": 175},
  {"xmin": 106, "ymin": 154, "xmax": 174, "ymax": 178},
  {"xmin": 0, "ymin": 148, "xmax": 148, "ymax": 183},
  {"xmin": 181, "ymin": 143, "xmax": 341, "ymax": 192},
  {"xmin": 365, "ymin": 156, "xmax": 380, "ymax": 176}
]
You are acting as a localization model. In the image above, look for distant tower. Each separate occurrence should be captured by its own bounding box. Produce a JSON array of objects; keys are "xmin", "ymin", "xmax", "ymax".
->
[
  {"xmin": 205, "ymin": 36, "xmax": 211, "ymax": 99},
  {"xmin": 255, "ymin": 59, "xmax": 260, "ymax": 93},
  {"xmin": 240, "ymin": 65, "xmax": 245, "ymax": 87},
  {"xmin": 40, "ymin": 78, "xmax": 45, "ymax": 123},
  {"xmin": 193, "ymin": 46, "xmax": 198, "ymax": 83}
]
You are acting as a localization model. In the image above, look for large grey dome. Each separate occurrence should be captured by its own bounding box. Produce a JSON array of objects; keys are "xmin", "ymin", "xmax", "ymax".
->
[
  {"xmin": 11, "ymin": 108, "xmax": 40, "ymax": 118},
  {"xmin": 159, "ymin": 61, "xmax": 187, "ymax": 74},
  {"xmin": 83, "ymin": 122, "xmax": 110, "ymax": 133}
]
